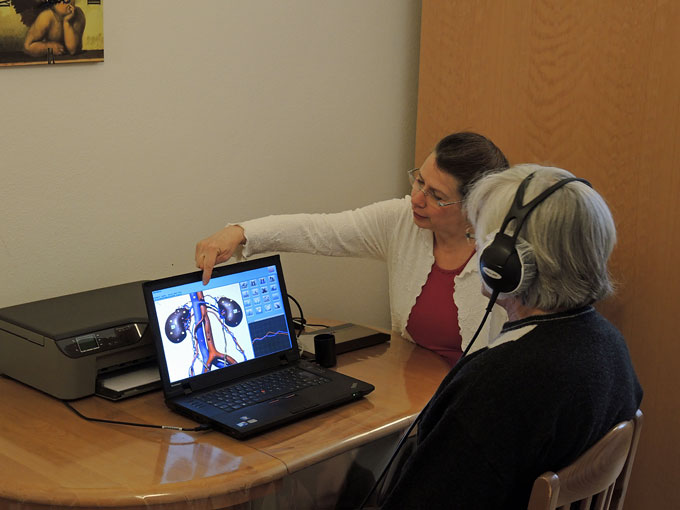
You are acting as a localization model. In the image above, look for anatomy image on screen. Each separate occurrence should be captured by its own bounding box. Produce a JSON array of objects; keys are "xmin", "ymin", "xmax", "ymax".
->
[
  {"xmin": 157, "ymin": 287, "xmax": 253, "ymax": 382},
  {"xmin": 152, "ymin": 265, "xmax": 294, "ymax": 384}
]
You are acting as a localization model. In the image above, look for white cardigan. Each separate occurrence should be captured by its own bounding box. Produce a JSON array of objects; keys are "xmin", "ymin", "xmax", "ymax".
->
[{"xmin": 234, "ymin": 197, "xmax": 506, "ymax": 354}]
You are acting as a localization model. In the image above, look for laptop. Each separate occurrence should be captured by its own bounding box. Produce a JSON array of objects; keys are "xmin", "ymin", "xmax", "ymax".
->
[{"xmin": 142, "ymin": 254, "xmax": 374, "ymax": 439}]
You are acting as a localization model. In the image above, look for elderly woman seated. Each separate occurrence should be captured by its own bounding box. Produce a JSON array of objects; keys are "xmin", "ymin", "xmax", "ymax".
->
[{"xmin": 378, "ymin": 164, "xmax": 643, "ymax": 510}]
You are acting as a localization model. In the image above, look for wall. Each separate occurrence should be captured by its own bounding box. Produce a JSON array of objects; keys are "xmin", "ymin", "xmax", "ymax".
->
[
  {"xmin": 416, "ymin": 1, "xmax": 680, "ymax": 508},
  {"xmin": 0, "ymin": 0, "xmax": 423, "ymax": 330}
]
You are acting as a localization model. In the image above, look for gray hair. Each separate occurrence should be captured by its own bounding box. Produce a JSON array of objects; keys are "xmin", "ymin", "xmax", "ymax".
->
[{"xmin": 465, "ymin": 164, "xmax": 617, "ymax": 310}]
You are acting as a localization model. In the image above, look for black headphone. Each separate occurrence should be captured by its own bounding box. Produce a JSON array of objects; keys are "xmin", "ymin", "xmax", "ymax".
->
[{"xmin": 479, "ymin": 172, "xmax": 592, "ymax": 295}]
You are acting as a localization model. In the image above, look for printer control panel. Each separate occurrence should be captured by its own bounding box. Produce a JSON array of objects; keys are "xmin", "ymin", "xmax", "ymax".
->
[{"xmin": 56, "ymin": 323, "xmax": 147, "ymax": 358}]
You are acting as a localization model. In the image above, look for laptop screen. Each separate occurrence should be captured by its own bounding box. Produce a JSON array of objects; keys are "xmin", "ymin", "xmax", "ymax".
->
[{"xmin": 146, "ymin": 256, "xmax": 295, "ymax": 385}]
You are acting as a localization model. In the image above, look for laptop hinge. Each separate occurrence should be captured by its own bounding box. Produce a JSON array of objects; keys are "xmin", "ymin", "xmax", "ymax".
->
[
  {"xmin": 280, "ymin": 352, "xmax": 296, "ymax": 365},
  {"xmin": 181, "ymin": 383, "xmax": 192, "ymax": 395}
]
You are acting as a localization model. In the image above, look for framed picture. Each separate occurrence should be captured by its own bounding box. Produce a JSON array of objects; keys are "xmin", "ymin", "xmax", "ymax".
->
[{"xmin": 0, "ymin": 0, "xmax": 103, "ymax": 67}]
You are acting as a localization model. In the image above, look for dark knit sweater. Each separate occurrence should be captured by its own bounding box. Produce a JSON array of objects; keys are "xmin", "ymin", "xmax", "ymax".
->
[{"xmin": 381, "ymin": 306, "xmax": 643, "ymax": 510}]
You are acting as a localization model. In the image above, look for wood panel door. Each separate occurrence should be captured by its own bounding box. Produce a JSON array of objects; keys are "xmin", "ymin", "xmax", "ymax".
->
[{"xmin": 416, "ymin": 1, "xmax": 680, "ymax": 509}]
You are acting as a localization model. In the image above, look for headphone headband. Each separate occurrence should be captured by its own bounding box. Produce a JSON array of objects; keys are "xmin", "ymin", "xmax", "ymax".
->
[
  {"xmin": 499, "ymin": 173, "xmax": 591, "ymax": 241},
  {"xmin": 479, "ymin": 171, "xmax": 592, "ymax": 296}
]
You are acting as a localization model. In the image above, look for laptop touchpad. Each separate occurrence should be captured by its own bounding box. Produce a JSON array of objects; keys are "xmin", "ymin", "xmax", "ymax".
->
[{"xmin": 282, "ymin": 395, "xmax": 319, "ymax": 414}]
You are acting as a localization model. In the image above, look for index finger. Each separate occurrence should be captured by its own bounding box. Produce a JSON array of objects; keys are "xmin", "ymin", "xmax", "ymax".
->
[{"xmin": 200, "ymin": 252, "xmax": 217, "ymax": 285}]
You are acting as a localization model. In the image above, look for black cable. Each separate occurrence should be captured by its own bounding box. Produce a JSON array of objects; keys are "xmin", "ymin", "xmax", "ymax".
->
[
  {"xmin": 287, "ymin": 293, "xmax": 307, "ymax": 335},
  {"xmin": 461, "ymin": 288, "xmax": 499, "ymax": 358},
  {"xmin": 286, "ymin": 293, "xmax": 333, "ymax": 332},
  {"xmin": 357, "ymin": 406, "xmax": 426, "ymax": 509},
  {"xmin": 63, "ymin": 400, "xmax": 211, "ymax": 432},
  {"xmin": 358, "ymin": 288, "xmax": 501, "ymax": 509},
  {"xmin": 300, "ymin": 322, "xmax": 331, "ymax": 329}
]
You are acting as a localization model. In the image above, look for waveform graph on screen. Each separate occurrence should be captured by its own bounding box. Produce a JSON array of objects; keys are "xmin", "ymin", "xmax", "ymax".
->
[
  {"xmin": 249, "ymin": 315, "xmax": 292, "ymax": 358},
  {"xmin": 0, "ymin": 0, "xmax": 104, "ymax": 67}
]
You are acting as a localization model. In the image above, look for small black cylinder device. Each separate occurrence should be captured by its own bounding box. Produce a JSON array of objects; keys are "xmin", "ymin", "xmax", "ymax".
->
[{"xmin": 314, "ymin": 333, "xmax": 336, "ymax": 368}]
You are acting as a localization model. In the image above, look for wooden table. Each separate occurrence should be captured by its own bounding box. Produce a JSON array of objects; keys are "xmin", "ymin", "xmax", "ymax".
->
[{"xmin": 0, "ymin": 329, "xmax": 450, "ymax": 509}]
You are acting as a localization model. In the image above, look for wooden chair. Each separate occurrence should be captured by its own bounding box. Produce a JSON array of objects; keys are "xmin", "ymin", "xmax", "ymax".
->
[{"xmin": 527, "ymin": 410, "xmax": 643, "ymax": 510}]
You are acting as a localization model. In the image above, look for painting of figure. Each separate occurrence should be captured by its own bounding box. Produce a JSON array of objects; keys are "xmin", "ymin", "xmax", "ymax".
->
[{"xmin": 0, "ymin": 0, "xmax": 103, "ymax": 66}]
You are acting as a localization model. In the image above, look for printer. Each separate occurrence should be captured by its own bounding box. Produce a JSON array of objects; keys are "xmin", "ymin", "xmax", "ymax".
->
[{"xmin": 0, "ymin": 281, "xmax": 159, "ymax": 400}]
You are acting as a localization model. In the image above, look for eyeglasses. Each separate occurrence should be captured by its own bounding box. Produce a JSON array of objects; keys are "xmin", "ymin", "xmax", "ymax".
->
[{"xmin": 408, "ymin": 168, "xmax": 463, "ymax": 207}]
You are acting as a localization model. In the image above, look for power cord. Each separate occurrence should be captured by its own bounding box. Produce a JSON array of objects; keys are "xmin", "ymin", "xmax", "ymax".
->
[
  {"xmin": 287, "ymin": 293, "xmax": 306, "ymax": 336},
  {"xmin": 287, "ymin": 293, "xmax": 331, "ymax": 335},
  {"xmin": 63, "ymin": 400, "xmax": 211, "ymax": 432}
]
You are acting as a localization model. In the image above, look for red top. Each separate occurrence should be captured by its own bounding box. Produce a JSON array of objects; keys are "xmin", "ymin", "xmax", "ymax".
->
[{"xmin": 406, "ymin": 256, "xmax": 472, "ymax": 366}]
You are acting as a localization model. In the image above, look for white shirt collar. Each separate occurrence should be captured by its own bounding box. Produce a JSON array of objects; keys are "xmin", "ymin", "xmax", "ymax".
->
[{"xmin": 489, "ymin": 324, "xmax": 536, "ymax": 349}]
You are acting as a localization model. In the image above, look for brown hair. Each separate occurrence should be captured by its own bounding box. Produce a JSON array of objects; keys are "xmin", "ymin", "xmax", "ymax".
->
[{"xmin": 435, "ymin": 132, "xmax": 509, "ymax": 197}]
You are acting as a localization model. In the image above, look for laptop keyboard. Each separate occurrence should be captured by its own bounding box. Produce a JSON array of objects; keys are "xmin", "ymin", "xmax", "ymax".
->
[{"xmin": 196, "ymin": 367, "xmax": 330, "ymax": 412}]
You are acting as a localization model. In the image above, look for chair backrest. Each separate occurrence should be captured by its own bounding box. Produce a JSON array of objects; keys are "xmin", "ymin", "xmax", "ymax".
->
[{"xmin": 527, "ymin": 410, "xmax": 643, "ymax": 510}]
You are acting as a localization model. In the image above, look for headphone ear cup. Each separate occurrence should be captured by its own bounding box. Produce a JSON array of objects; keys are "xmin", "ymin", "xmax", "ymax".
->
[
  {"xmin": 509, "ymin": 237, "xmax": 536, "ymax": 296},
  {"xmin": 479, "ymin": 232, "xmax": 523, "ymax": 293}
]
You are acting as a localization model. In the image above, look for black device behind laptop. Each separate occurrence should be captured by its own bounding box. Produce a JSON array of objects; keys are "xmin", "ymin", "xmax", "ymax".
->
[
  {"xmin": 298, "ymin": 323, "xmax": 390, "ymax": 358},
  {"xmin": 143, "ymin": 255, "xmax": 374, "ymax": 439}
]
